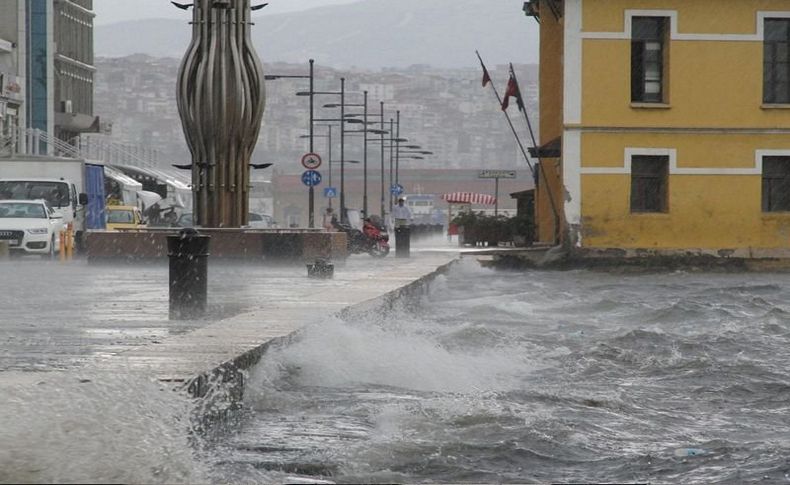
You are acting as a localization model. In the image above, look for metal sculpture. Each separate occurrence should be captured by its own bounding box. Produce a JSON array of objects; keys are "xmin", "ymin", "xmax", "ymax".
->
[{"xmin": 175, "ymin": 0, "xmax": 266, "ymax": 227}]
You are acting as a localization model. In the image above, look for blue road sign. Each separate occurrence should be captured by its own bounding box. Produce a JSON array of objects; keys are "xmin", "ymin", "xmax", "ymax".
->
[
  {"xmin": 302, "ymin": 170, "xmax": 322, "ymax": 187},
  {"xmin": 390, "ymin": 183, "xmax": 404, "ymax": 196},
  {"xmin": 324, "ymin": 187, "xmax": 338, "ymax": 198}
]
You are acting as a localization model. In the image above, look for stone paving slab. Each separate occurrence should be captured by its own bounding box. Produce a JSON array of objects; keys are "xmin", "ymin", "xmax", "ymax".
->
[
  {"xmin": 0, "ymin": 249, "xmax": 459, "ymax": 390},
  {"xmin": 92, "ymin": 252, "xmax": 459, "ymax": 383}
]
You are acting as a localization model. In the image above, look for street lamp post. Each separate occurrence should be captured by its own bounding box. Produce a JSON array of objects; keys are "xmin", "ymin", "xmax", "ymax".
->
[
  {"xmin": 389, "ymin": 118, "xmax": 395, "ymax": 212},
  {"xmin": 302, "ymin": 127, "xmax": 372, "ymax": 215},
  {"xmin": 320, "ymin": 85, "xmax": 375, "ymax": 223},
  {"xmin": 265, "ymin": 59, "xmax": 316, "ymax": 227},
  {"xmin": 344, "ymin": 103, "xmax": 386, "ymax": 218},
  {"xmin": 368, "ymin": 135, "xmax": 432, "ymax": 206},
  {"xmin": 380, "ymin": 102, "xmax": 385, "ymax": 218},
  {"xmin": 308, "ymin": 59, "xmax": 315, "ymax": 228},
  {"xmin": 327, "ymin": 125, "xmax": 332, "ymax": 207},
  {"xmin": 302, "ymin": 78, "xmax": 362, "ymax": 224},
  {"xmin": 340, "ymin": 78, "xmax": 346, "ymax": 222},
  {"xmin": 396, "ymin": 110, "xmax": 401, "ymax": 187},
  {"xmin": 363, "ymin": 90, "xmax": 368, "ymax": 216}
]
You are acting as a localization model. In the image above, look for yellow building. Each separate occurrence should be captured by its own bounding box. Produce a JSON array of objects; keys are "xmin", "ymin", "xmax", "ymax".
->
[{"xmin": 529, "ymin": 0, "xmax": 790, "ymax": 257}]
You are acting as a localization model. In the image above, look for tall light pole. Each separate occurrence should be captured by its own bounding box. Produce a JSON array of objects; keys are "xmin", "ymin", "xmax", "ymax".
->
[
  {"xmin": 380, "ymin": 102, "xmax": 386, "ymax": 217},
  {"xmin": 340, "ymin": 78, "xmax": 346, "ymax": 222},
  {"xmin": 344, "ymin": 102, "xmax": 386, "ymax": 218},
  {"xmin": 326, "ymin": 125, "xmax": 332, "ymax": 208},
  {"xmin": 395, "ymin": 110, "xmax": 401, "ymax": 187},
  {"xmin": 321, "ymin": 94, "xmax": 372, "ymax": 223},
  {"xmin": 265, "ymin": 59, "xmax": 315, "ymax": 227},
  {"xmin": 302, "ymin": 124, "xmax": 334, "ymax": 208},
  {"xmin": 308, "ymin": 59, "xmax": 315, "ymax": 228},
  {"xmin": 363, "ymin": 90, "xmax": 369, "ymax": 216},
  {"xmin": 389, "ymin": 118, "xmax": 395, "ymax": 212},
  {"xmin": 303, "ymin": 78, "xmax": 367, "ymax": 224}
]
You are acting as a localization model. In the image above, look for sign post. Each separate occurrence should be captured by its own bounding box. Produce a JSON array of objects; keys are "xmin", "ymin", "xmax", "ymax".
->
[
  {"xmin": 478, "ymin": 170, "xmax": 517, "ymax": 216},
  {"xmin": 302, "ymin": 153, "xmax": 323, "ymax": 228}
]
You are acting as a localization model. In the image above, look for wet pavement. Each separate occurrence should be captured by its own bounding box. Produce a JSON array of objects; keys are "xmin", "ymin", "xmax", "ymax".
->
[{"xmin": 0, "ymin": 247, "xmax": 459, "ymax": 386}]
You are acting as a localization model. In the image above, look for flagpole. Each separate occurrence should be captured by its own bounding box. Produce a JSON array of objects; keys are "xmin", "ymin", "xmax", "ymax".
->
[
  {"xmin": 475, "ymin": 50, "xmax": 535, "ymax": 177},
  {"xmin": 509, "ymin": 62, "xmax": 562, "ymax": 243},
  {"xmin": 476, "ymin": 50, "xmax": 562, "ymax": 244}
]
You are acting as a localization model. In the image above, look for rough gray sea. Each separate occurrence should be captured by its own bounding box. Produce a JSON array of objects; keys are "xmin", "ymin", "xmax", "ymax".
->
[
  {"xmin": 203, "ymin": 260, "xmax": 790, "ymax": 484},
  {"xmin": 4, "ymin": 259, "xmax": 790, "ymax": 484}
]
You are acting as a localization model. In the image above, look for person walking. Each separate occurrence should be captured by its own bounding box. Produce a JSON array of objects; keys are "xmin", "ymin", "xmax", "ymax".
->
[
  {"xmin": 392, "ymin": 198, "xmax": 413, "ymax": 257},
  {"xmin": 392, "ymin": 198, "xmax": 413, "ymax": 228},
  {"xmin": 322, "ymin": 207, "xmax": 337, "ymax": 232}
]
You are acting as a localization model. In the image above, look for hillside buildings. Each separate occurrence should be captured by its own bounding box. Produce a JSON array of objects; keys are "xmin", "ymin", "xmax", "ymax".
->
[
  {"xmin": 530, "ymin": 0, "xmax": 790, "ymax": 257},
  {"xmin": 93, "ymin": 57, "xmax": 539, "ymax": 173}
]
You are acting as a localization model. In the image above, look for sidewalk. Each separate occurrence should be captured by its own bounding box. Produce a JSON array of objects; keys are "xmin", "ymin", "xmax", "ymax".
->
[{"xmin": 0, "ymin": 248, "xmax": 459, "ymax": 389}]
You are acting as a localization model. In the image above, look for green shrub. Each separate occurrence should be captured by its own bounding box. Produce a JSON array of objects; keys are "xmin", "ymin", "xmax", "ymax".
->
[{"xmin": 453, "ymin": 211, "xmax": 535, "ymax": 246}]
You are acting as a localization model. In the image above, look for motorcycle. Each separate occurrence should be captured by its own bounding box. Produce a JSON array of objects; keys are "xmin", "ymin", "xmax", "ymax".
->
[{"xmin": 333, "ymin": 216, "xmax": 390, "ymax": 257}]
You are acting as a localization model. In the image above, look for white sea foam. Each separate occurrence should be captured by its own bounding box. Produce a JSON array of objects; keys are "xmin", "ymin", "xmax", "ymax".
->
[
  {"xmin": 0, "ymin": 372, "xmax": 207, "ymax": 484},
  {"xmin": 247, "ymin": 313, "xmax": 538, "ymax": 401}
]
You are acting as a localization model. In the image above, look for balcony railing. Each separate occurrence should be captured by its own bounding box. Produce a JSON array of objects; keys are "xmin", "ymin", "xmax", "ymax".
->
[{"xmin": 0, "ymin": 127, "xmax": 160, "ymax": 170}]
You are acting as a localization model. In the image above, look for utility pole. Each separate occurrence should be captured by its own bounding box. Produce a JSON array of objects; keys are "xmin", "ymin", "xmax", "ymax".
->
[
  {"xmin": 363, "ymin": 90, "xmax": 369, "ymax": 216},
  {"xmin": 263, "ymin": 60, "xmax": 315, "ymax": 227},
  {"xmin": 308, "ymin": 59, "xmax": 315, "ymax": 228},
  {"xmin": 389, "ymin": 118, "xmax": 394, "ymax": 212},
  {"xmin": 380, "ymin": 101, "xmax": 386, "ymax": 218},
  {"xmin": 340, "ymin": 78, "xmax": 346, "ymax": 223},
  {"xmin": 327, "ymin": 125, "xmax": 333, "ymax": 208},
  {"xmin": 395, "ymin": 110, "xmax": 401, "ymax": 186}
]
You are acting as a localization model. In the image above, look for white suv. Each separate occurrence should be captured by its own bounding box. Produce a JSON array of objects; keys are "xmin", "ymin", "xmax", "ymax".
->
[{"xmin": 0, "ymin": 200, "xmax": 64, "ymax": 257}]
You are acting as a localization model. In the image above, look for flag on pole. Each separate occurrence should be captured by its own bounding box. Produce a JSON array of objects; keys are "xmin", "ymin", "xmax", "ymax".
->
[
  {"xmin": 501, "ymin": 74, "xmax": 524, "ymax": 111},
  {"xmin": 476, "ymin": 50, "xmax": 492, "ymax": 88}
]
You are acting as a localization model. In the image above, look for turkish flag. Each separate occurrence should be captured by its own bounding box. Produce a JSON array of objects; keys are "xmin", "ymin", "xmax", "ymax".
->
[
  {"xmin": 501, "ymin": 75, "xmax": 524, "ymax": 111},
  {"xmin": 482, "ymin": 65, "xmax": 491, "ymax": 87}
]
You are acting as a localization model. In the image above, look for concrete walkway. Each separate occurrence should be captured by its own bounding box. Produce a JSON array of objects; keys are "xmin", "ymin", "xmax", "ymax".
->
[{"xmin": 0, "ymin": 249, "xmax": 459, "ymax": 391}]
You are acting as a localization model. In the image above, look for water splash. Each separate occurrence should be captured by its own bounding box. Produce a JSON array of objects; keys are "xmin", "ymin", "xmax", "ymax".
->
[{"xmin": 0, "ymin": 372, "xmax": 207, "ymax": 484}]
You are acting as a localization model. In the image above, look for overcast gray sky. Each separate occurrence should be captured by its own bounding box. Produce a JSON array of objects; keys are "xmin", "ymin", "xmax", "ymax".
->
[{"xmin": 93, "ymin": 0, "xmax": 362, "ymax": 25}]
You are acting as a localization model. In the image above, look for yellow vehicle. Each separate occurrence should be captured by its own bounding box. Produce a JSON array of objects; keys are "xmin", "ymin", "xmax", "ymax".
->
[{"xmin": 105, "ymin": 205, "xmax": 146, "ymax": 231}]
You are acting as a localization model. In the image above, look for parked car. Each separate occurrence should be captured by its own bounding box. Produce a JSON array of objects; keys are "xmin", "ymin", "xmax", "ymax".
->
[
  {"xmin": 0, "ymin": 200, "xmax": 64, "ymax": 257},
  {"xmin": 105, "ymin": 205, "xmax": 146, "ymax": 231},
  {"xmin": 248, "ymin": 212, "xmax": 276, "ymax": 229},
  {"xmin": 175, "ymin": 212, "xmax": 276, "ymax": 228}
]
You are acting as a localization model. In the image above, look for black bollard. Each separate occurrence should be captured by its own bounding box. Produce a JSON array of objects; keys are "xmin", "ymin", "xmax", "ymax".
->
[
  {"xmin": 395, "ymin": 225, "xmax": 411, "ymax": 258},
  {"xmin": 167, "ymin": 228, "xmax": 211, "ymax": 320}
]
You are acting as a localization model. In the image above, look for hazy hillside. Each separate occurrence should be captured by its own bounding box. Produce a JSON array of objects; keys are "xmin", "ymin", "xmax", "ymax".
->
[{"xmin": 96, "ymin": 0, "xmax": 538, "ymax": 68}]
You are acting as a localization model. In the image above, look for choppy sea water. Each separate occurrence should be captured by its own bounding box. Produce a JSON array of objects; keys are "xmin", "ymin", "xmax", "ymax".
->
[
  {"xmin": 206, "ymin": 260, "xmax": 790, "ymax": 484},
  {"xmin": 5, "ymin": 260, "xmax": 790, "ymax": 484}
]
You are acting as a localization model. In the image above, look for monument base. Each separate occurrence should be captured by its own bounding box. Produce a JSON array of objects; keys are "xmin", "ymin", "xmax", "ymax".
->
[{"xmin": 85, "ymin": 228, "xmax": 348, "ymax": 263}]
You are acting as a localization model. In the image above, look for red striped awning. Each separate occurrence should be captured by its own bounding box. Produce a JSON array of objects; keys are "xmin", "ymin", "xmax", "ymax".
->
[{"xmin": 441, "ymin": 192, "xmax": 497, "ymax": 205}]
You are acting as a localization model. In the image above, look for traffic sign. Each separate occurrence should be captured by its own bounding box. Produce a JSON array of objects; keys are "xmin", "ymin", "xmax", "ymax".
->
[
  {"xmin": 479, "ymin": 170, "xmax": 517, "ymax": 179},
  {"xmin": 324, "ymin": 187, "xmax": 337, "ymax": 199},
  {"xmin": 301, "ymin": 152, "xmax": 322, "ymax": 170},
  {"xmin": 390, "ymin": 183, "xmax": 405, "ymax": 196},
  {"xmin": 302, "ymin": 170, "xmax": 322, "ymax": 187}
]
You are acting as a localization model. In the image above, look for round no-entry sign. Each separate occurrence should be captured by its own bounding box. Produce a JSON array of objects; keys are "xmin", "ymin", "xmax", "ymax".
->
[{"xmin": 301, "ymin": 152, "xmax": 322, "ymax": 170}]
